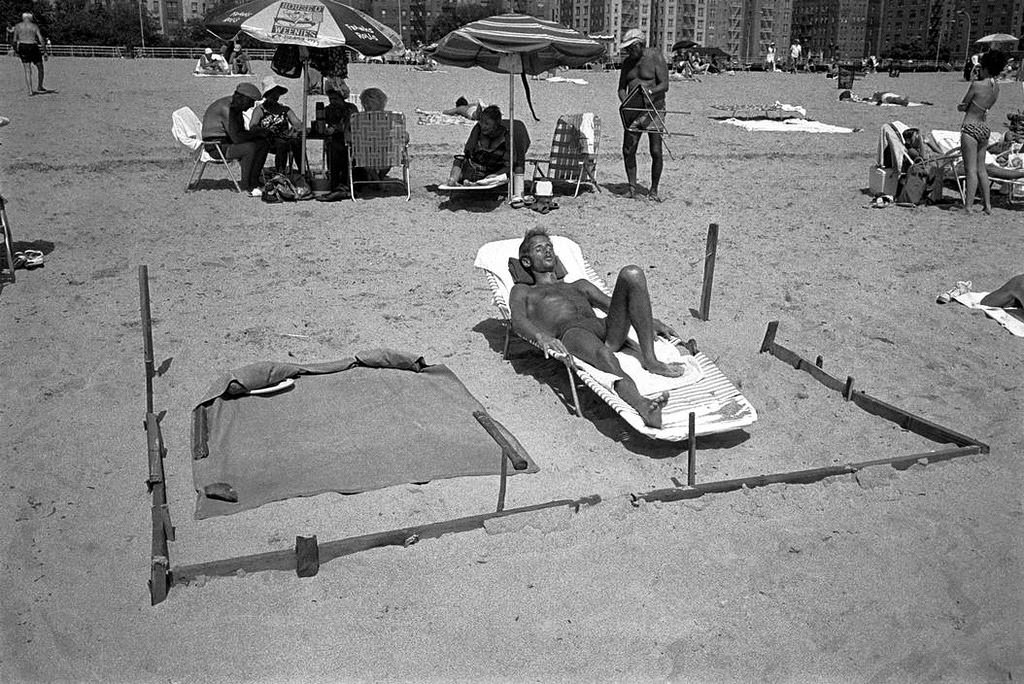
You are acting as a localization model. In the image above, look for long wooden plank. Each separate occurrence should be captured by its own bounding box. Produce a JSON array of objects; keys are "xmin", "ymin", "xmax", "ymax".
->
[
  {"xmin": 850, "ymin": 391, "xmax": 989, "ymax": 450},
  {"xmin": 762, "ymin": 322, "xmax": 988, "ymax": 449},
  {"xmin": 633, "ymin": 445, "xmax": 985, "ymax": 504},
  {"xmin": 172, "ymin": 494, "xmax": 602, "ymax": 584},
  {"xmin": 138, "ymin": 265, "xmax": 155, "ymax": 415}
]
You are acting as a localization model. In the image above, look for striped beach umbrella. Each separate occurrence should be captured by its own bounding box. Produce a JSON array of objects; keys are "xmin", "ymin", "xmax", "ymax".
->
[{"xmin": 426, "ymin": 14, "xmax": 605, "ymax": 198}]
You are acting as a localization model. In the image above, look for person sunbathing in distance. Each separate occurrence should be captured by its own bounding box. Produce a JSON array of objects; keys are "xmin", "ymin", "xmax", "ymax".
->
[
  {"xmin": 443, "ymin": 96, "xmax": 484, "ymax": 120},
  {"xmin": 981, "ymin": 275, "xmax": 1024, "ymax": 308},
  {"xmin": 509, "ymin": 228, "xmax": 684, "ymax": 428}
]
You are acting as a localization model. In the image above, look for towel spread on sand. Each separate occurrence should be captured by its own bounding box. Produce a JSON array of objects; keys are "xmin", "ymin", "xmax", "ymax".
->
[
  {"xmin": 415, "ymin": 108, "xmax": 476, "ymax": 126},
  {"xmin": 191, "ymin": 349, "xmax": 538, "ymax": 519},
  {"xmin": 952, "ymin": 291, "xmax": 1024, "ymax": 337},
  {"xmin": 721, "ymin": 117, "xmax": 857, "ymax": 133},
  {"xmin": 545, "ymin": 76, "xmax": 588, "ymax": 85}
]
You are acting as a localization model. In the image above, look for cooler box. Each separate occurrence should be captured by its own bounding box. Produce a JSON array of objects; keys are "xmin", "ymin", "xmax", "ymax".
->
[{"xmin": 868, "ymin": 165, "xmax": 899, "ymax": 196}]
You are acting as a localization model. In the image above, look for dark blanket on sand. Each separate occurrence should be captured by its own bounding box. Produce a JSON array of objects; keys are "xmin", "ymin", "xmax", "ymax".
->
[{"xmin": 190, "ymin": 349, "xmax": 538, "ymax": 519}]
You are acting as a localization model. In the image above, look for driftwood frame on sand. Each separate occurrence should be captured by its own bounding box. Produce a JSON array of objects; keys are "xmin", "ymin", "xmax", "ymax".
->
[
  {"xmin": 140, "ymin": 265, "xmax": 990, "ymax": 605},
  {"xmin": 138, "ymin": 266, "xmax": 554, "ymax": 605}
]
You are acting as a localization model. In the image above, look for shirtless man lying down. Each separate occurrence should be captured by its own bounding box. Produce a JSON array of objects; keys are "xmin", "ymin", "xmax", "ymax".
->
[{"xmin": 509, "ymin": 228, "xmax": 685, "ymax": 427}]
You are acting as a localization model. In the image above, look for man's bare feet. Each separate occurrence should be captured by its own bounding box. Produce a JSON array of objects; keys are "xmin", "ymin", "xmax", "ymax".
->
[
  {"xmin": 642, "ymin": 358, "xmax": 686, "ymax": 377},
  {"xmin": 648, "ymin": 190, "xmax": 663, "ymax": 203},
  {"xmin": 616, "ymin": 384, "xmax": 670, "ymax": 427},
  {"xmin": 627, "ymin": 185, "xmax": 640, "ymax": 199}
]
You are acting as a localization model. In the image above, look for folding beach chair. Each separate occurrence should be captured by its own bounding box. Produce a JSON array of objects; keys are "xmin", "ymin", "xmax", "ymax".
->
[
  {"xmin": 346, "ymin": 111, "xmax": 411, "ymax": 200},
  {"xmin": 170, "ymin": 107, "xmax": 242, "ymax": 193},
  {"xmin": 526, "ymin": 113, "xmax": 601, "ymax": 197},
  {"xmin": 618, "ymin": 86, "xmax": 693, "ymax": 160},
  {"xmin": 474, "ymin": 237, "xmax": 758, "ymax": 440},
  {"xmin": 926, "ymin": 128, "xmax": 1013, "ymax": 204}
]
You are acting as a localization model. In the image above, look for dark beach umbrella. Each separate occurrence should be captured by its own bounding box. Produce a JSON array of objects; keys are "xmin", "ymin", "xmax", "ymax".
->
[
  {"xmin": 205, "ymin": 0, "xmax": 402, "ymax": 171},
  {"xmin": 671, "ymin": 39, "xmax": 699, "ymax": 52},
  {"xmin": 425, "ymin": 13, "xmax": 605, "ymax": 198},
  {"xmin": 694, "ymin": 46, "xmax": 730, "ymax": 59}
]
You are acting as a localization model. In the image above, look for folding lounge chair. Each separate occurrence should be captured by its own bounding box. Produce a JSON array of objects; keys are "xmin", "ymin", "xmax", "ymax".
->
[
  {"xmin": 171, "ymin": 106, "xmax": 242, "ymax": 193},
  {"xmin": 927, "ymin": 129, "xmax": 1017, "ymax": 204},
  {"xmin": 526, "ymin": 113, "xmax": 601, "ymax": 197},
  {"xmin": 474, "ymin": 237, "xmax": 758, "ymax": 441},
  {"xmin": 346, "ymin": 111, "xmax": 411, "ymax": 200}
]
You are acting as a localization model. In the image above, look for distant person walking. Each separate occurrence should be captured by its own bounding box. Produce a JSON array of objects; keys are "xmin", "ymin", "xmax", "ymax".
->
[
  {"xmin": 789, "ymin": 40, "xmax": 801, "ymax": 72},
  {"xmin": 12, "ymin": 13, "xmax": 49, "ymax": 96},
  {"xmin": 617, "ymin": 28, "xmax": 670, "ymax": 201},
  {"xmin": 765, "ymin": 43, "xmax": 776, "ymax": 72}
]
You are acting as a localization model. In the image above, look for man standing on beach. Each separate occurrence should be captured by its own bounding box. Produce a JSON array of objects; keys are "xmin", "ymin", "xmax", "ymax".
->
[
  {"xmin": 789, "ymin": 39, "xmax": 801, "ymax": 72},
  {"xmin": 12, "ymin": 13, "xmax": 49, "ymax": 96},
  {"xmin": 617, "ymin": 28, "xmax": 669, "ymax": 201}
]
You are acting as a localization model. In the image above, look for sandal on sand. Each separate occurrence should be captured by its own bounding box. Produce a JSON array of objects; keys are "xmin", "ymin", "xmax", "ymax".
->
[
  {"xmin": 509, "ymin": 196, "xmax": 525, "ymax": 209},
  {"xmin": 18, "ymin": 250, "xmax": 43, "ymax": 268},
  {"xmin": 936, "ymin": 281, "xmax": 972, "ymax": 304}
]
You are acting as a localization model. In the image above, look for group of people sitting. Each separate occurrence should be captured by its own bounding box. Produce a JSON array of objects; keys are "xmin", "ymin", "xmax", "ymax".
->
[
  {"xmin": 199, "ymin": 78, "xmax": 394, "ymax": 198},
  {"xmin": 196, "ymin": 43, "xmax": 250, "ymax": 75}
]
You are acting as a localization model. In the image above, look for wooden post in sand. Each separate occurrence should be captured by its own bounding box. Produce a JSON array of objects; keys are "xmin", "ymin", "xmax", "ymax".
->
[
  {"xmin": 687, "ymin": 412, "xmax": 697, "ymax": 486},
  {"xmin": 698, "ymin": 223, "xmax": 718, "ymax": 321}
]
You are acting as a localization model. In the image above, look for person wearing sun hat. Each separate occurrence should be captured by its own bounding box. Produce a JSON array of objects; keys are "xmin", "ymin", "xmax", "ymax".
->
[
  {"xmin": 617, "ymin": 28, "xmax": 669, "ymax": 201},
  {"xmin": 201, "ymin": 82, "xmax": 272, "ymax": 195},
  {"xmin": 251, "ymin": 76, "xmax": 303, "ymax": 175},
  {"xmin": 198, "ymin": 46, "xmax": 229, "ymax": 74}
]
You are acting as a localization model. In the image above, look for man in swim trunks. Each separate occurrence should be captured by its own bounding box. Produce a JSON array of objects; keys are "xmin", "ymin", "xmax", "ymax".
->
[
  {"xmin": 618, "ymin": 28, "xmax": 669, "ymax": 202},
  {"xmin": 958, "ymin": 49, "xmax": 1009, "ymax": 213},
  {"xmin": 13, "ymin": 13, "xmax": 48, "ymax": 96},
  {"xmin": 509, "ymin": 227, "xmax": 685, "ymax": 428}
]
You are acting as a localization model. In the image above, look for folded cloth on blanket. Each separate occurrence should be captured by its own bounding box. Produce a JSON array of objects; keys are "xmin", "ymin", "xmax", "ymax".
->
[
  {"xmin": 415, "ymin": 108, "xmax": 476, "ymax": 126},
  {"xmin": 191, "ymin": 349, "xmax": 538, "ymax": 519},
  {"xmin": 721, "ymin": 117, "xmax": 856, "ymax": 133},
  {"xmin": 576, "ymin": 342, "xmax": 704, "ymax": 397},
  {"xmin": 952, "ymin": 291, "xmax": 1024, "ymax": 337}
]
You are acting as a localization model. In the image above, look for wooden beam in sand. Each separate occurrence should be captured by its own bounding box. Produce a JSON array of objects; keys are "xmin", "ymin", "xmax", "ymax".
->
[
  {"xmin": 759, "ymin": 321, "xmax": 989, "ymax": 452},
  {"xmin": 140, "ymin": 265, "xmax": 174, "ymax": 605},
  {"xmin": 171, "ymin": 495, "xmax": 602, "ymax": 585},
  {"xmin": 697, "ymin": 223, "xmax": 718, "ymax": 321},
  {"xmin": 639, "ymin": 444, "xmax": 986, "ymax": 505}
]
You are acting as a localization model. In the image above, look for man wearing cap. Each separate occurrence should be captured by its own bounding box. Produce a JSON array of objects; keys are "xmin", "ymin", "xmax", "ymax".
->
[
  {"xmin": 617, "ymin": 28, "xmax": 669, "ymax": 201},
  {"xmin": 13, "ymin": 13, "xmax": 49, "ymax": 96},
  {"xmin": 198, "ymin": 47, "xmax": 229, "ymax": 74},
  {"xmin": 201, "ymin": 82, "xmax": 271, "ymax": 196}
]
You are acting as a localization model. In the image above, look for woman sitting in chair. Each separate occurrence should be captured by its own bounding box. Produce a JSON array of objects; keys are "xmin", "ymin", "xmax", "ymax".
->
[
  {"xmin": 251, "ymin": 76, "xmax": 302, "ymax": 174},
  {"xmin": 446, "ymin": 105, "xmax": 510, "ymax": 186}
]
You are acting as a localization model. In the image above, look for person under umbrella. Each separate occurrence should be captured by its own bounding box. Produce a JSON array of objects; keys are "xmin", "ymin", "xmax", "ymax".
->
[{"xmin": 251, "ymin": 76, "xmax": 303, "ymax": 175}]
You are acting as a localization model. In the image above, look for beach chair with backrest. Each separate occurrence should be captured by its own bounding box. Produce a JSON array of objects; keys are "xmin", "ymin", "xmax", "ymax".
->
[
  {"xmin": 926, "ymin": 128, "xmax": 1010, "ymax": 204},
  {"xmin": 473, "ymin": 236, "xmax": 758, "ymax": 441},
  {"xmin": 346, "ymin": 111, "xmax": 411, "ymax": 200},
  {"xmin": 171, "ymin": 106, "xmax": 242, "ymax": 194},
  {"xmin": 526, "ymin": 113, "xmax": 601, "ymax": 197}
]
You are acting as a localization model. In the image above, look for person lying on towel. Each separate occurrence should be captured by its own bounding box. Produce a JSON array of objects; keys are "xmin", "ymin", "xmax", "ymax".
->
[{"xmin": 509, "ymin": 228, "xmax": 685, "ymax": 428}]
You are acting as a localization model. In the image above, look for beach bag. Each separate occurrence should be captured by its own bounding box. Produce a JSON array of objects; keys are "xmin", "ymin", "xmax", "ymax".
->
[
  {"xmin": 261, "ymin": 173, "xmax": 311, "ymax": 203},
  {"xmin": 897, "ymin": 170, "xmax": 927, "ymax": 205},
  {"xmin": 271, "ymin": 45, "xmax": 302, "ymax": 79}
]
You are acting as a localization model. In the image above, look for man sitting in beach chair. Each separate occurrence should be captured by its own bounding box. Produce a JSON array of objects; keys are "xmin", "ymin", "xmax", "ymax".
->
[{"xmin": 509, "ymin": 227, "xmax": 684, "ymax": 427}]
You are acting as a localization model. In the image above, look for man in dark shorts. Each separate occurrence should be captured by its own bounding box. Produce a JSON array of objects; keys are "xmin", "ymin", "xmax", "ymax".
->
[
  {"xmin": 200, "ymin": 82, "xmax": 271, "ymax": 196},
  {"xmin": 617, "ymin": 28, "xmax": 669, "ymax": 201},
  {"xmin": 509, "ymin": 227, "xmax": 685, "ymax": 428},
  {"xmin": 13, "ymin": 13, "xmax": 48, "ymax": 96}
]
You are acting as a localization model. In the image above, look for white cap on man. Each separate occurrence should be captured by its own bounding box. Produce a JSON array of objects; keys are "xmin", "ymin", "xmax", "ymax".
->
[
  {"xmin": 621, "ymin": 28, "xmax": 645, "ymax": 50},
  {"xmin": 22, "ymin": 12, "xmax": 33, "ymax": 21}
]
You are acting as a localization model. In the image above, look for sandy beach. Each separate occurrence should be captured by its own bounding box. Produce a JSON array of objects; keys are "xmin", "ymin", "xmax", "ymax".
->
[{"xmin": 1, "ymin": 57, "xmax": 1022, "ymax": 682}]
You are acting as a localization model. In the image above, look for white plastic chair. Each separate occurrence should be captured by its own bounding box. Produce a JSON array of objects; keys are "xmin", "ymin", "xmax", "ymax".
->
[{"xmin": 171, "ymin": 107, "xmax": 242, "ymax": 193}]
